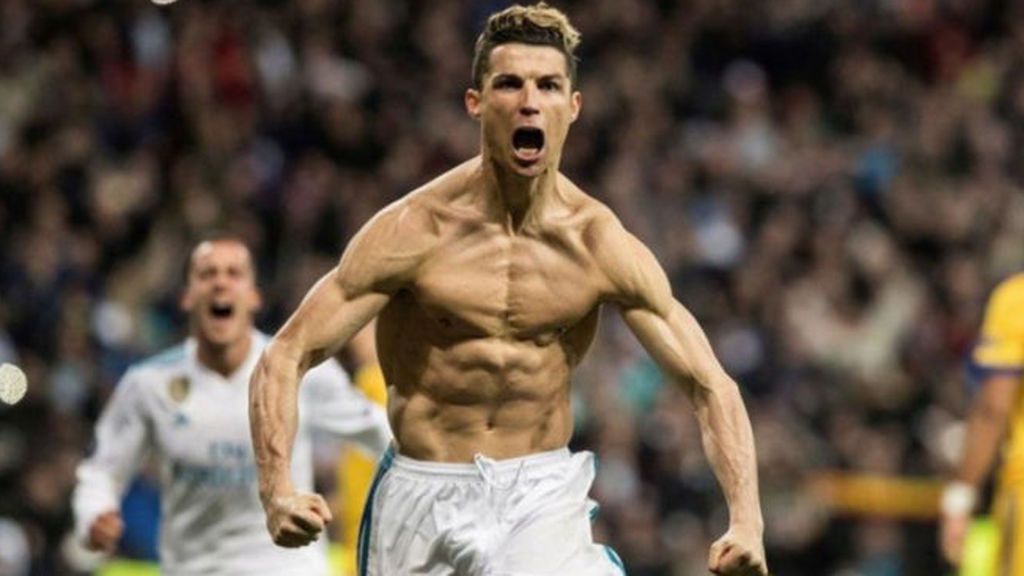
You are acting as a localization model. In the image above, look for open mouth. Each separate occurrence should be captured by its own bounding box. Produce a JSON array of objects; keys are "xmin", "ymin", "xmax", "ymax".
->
[
  {"xmin": 512, "ymin": 127, "xmax": 545, "ymax": 163},
  {"xmin": 209, "ymin": 303, "xmax": 234, "ymax": 319}
]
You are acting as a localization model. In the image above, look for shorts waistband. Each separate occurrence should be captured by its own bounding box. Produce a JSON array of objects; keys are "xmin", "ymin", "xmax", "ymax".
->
[{"xmin": 390, "ymin": 447, "xmax": 572, "ymax": 479}]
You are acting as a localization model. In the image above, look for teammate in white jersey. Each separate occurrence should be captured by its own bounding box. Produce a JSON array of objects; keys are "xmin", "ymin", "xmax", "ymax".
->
[{"xmin": 73, "ymin": 237, "xmax": 391, "ymax": 576}]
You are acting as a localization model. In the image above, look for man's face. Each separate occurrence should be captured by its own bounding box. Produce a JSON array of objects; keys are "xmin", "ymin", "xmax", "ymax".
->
[
  {"xmin": 180, "ymin": 240, "xmax": 261, "ymax": 348},
  {"xmin": 466, "ymin": 43, "xmax": 581, "ymax": 178}
]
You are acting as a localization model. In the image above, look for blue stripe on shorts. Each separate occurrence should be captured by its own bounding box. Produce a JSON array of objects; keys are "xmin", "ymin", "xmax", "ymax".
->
[
  {"xmin": 604, "ymin": 544, "xmax": 626, "ymax": 574},
  {"xmin": 357, "ymin": 445, "xmax": 395, "ymax": 576}
]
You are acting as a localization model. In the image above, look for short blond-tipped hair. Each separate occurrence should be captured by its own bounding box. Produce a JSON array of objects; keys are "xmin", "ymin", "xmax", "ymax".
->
[{"xmin": 472, "ymin": 3, "xmax": 581, "ymax": 89}]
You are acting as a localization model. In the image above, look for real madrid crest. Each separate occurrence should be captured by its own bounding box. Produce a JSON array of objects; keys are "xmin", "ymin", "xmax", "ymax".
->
[{"xmin": 169, "ymin": 376, "xmax": 190, "ymax": 403}]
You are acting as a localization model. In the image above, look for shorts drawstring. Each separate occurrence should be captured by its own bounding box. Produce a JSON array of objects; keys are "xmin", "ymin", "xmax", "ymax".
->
[{"xmin": 473, "ymin": 453, "xmax": 525, "ymax": 490}]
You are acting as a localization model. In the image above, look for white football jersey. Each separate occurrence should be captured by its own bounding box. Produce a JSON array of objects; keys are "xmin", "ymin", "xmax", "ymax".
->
[{"xmin": 73, "ymin": 331, "xmax": 391, "ymax": 576}]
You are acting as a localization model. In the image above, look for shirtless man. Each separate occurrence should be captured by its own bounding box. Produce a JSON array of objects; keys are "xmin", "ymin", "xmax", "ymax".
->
[{"xmin": 250, "ymin": 4, "xmax": 767, "ymax": 575}]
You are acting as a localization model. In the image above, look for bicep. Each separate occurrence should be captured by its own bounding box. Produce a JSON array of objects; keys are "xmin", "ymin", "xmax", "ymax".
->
[
  {"xmin": 621, "ymin": 300, "xmax": 726, "ymax": 392},
  {"xmin": 276, "ymin": 268, "xmax": 390, "ymax": 369},
  {"xmin": 276, "ymin": 203, "xmax": 426, "ymax": 366},
  {"xmin": 609, "ymin": 233, "xmax": 727, "ymax": 390}
]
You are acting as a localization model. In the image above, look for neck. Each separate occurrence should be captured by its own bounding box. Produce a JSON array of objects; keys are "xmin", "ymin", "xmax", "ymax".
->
[
  {"xmin": 196, "ymin": 330, "xmax": 253, "ymax": 378},
  {"xmin": 479, "ymin": 155, "xmax": 558, "ymax": 232}
]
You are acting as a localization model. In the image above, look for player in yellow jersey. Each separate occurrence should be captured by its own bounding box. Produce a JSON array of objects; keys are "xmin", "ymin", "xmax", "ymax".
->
[{"xmin": 941, "ymin": 273, "xmax": 1024, "ymax": 574}]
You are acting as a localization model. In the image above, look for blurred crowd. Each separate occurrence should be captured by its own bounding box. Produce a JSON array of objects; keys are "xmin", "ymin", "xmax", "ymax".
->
[{"xmin": 2, "ymin": 0, "xmax": 1023, "ymax": 574}]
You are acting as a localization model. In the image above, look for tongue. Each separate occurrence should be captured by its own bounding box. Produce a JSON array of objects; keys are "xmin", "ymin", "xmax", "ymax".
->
[{"xmin": 514, "ymin": 146, "xmax": 542, "ymax": 161}]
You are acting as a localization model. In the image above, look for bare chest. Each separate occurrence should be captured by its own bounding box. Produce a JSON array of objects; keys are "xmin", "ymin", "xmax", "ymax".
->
[{"xmin": 413, "ymin": 229, "xmax": 600, "ymax": 338}]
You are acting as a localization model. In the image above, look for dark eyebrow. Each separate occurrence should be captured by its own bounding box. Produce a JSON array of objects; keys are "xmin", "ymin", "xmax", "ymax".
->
[
  {"xmin": 491, "ymin": 73, "xmax": 522, "ymax": 85},
  {"xmin": 537, "ymin": 75, "xmax": 565, "ymax": 87}
]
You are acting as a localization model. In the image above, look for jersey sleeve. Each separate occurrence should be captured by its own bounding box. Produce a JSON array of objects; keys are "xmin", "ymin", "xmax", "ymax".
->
[
  {"xmin": 970, "ymin": 276, "xmax": 1024, "ymax": 378},
  {"xmin": 72, "ymin": 369, "xmax": 153, "ymax": 543},
  {"xmin": 300, "ymin": 360, "xmax": 392, "ymax": 456}
]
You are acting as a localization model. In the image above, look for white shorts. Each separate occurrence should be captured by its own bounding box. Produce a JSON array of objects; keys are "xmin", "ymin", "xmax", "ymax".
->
[{"xmin": 357, "ymin": 446, "xmax": 626, "ymax": 576}]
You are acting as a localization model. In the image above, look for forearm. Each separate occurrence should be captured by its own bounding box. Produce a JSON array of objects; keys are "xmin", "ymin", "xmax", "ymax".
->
[
  {"xmin": 250, "ymin": 339, "xmax": 305, "ymax": 505},
  {"xmin": 620, "ymin": 302, "xmax": 764, "ymax": 530},
  {"xmin": 73, "ymin": 463, "xmax": 123, "ymax": 540},
  {"xmin": 955, "ymin": 393, "xmax": 1011, "ymax": 487},
  {"xmin": 74, "ymin": 375, "xmax": 149, "ymax": 539},
  {"xmin": 943, "ymin": 375, "xmax": 1016, "ymax": 523},
  {"xmin": 690, "ymin": 375, "xmax": 763, "ymax": 532}
]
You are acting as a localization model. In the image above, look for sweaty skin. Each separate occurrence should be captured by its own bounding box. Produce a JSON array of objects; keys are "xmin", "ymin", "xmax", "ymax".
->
[{"xmin": 251, "ymin": 42, "xmax": 766, "ymax": 575}]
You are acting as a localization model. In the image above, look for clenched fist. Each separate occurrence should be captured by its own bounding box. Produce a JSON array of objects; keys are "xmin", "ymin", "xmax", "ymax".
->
[
  {"xmin": 86, "ymin": 510, "xmax": 124, "ymax": 554},
  {"xmin": 708, "ymin": 527, "xmax": 768, "ymax": 576},
  {"xmin": 264, "ymin": 491, "xmax": 333, "ymax": 548}
]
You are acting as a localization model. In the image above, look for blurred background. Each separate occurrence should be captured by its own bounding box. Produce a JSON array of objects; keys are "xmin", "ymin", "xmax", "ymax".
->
[{"xmin": 1, "ymin": 0, "xmax": 1022, "ymax": 574}]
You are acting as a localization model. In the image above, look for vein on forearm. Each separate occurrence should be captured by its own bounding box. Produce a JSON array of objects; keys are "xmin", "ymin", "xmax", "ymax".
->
[
  {"xmin": 250, "ymin": 343, "xmax": 303, "ymax": 502},
  {"xmin": 689, "ymin": 375, "xmax": 762, "ymax": 529}
]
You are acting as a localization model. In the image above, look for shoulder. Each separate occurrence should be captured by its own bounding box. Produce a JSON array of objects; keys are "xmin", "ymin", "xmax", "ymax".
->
[
  {"xmin": 350, "ymin": 194, "xmax": 433, "ymax": 245},
  {"xmin": 114, "ymin": 343, "xmax": 189, "ymax": 405},
  {"xmin": 346, "ymin": 161, "xmax": 483, "ymax": 250},
  {"xmin": 375, "ymin": 159, "xmax": 482, "ymax": 231},
  {"xmin": 335, "ymin": 193, "xmax": 435, "ymax": 293},
  {"xmin": 557, "ymin": 184, "xmax": 668, "ymax": 308},
  {"xmin": 581, "ymin": 201, "xmax": 626, "ymax": 247},
  {"xmin": 338, "ymin": 161, "xmax": 481, "ymax": 292},
  {"xmin": 128, "ymin": 343, "xmax": 188, "ymax": 384},
  {"xmin": 135, "ymin": 343, "xmax": 186, "ymax": 370},
  {"xmin": 982, "ymin": 273, "xmax": 1024, "ymax": 332},
  {"xmin": 973, "ymin": 274, "xmax": 1024, "ymax": 369},
  {"xmin": 987, "ymin": 273, "xmax": 1024, "ymax": 309},
  {"xmin": 548, "ymin": 175, "xmax": 625, "ymax": 245},
  {"xmin": 557, "ymin": 183, "xmax": 639, "ymax": 274}
]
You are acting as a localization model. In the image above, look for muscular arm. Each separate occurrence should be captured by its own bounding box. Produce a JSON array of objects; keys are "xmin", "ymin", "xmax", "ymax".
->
[
  {"xmin": 622, "ymin": 302, "xmax": 762, "ymax": 531},
  {"xmin": 250, "ymin": 202, "xmax": 427, "ymax": 541},
  {"xmin": 250, "ymin": 272, "xmax": 389, "ymax": 505},
  {"xmin": 594, "ymin": 213, "xmax": 765, "ymax": 574}
]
